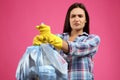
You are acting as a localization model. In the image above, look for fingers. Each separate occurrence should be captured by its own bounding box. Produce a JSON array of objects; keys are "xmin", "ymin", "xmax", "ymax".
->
[
  {"xmin": 33, "ymin": 23, "xmax": 52, "ymax": 45},
  {"xmin": 36, "ymin": 35, "xmax": 44, "ymax": 41},
  {"xmin": 33, "ymin": 35, "xmax": 43, "ymax": 45},
  {"xmin": 36, "ymin": 23, "xmax": 50, "ymax": 31},
  {"xmin": 36, "ymin": 23, "xmax": 44, "ymax": 29},
  {"xmin": 36, "ymin": 23, "xmax": 49, "ymax": 29}
]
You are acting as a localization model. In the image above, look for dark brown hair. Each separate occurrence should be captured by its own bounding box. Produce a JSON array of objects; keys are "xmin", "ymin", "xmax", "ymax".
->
[{"xmin": 63, "ymin": 2, "xmax": 90, "ymax": 34}]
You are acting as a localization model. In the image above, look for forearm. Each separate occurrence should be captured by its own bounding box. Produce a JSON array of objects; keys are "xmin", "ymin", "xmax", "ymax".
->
[
  {"xmin": 67, "ymin": 35, "xmax": 100, "ymax": 56},
  {"xmin": 61, "ymin": 40, "xmax": 69, "ymax": 53}
]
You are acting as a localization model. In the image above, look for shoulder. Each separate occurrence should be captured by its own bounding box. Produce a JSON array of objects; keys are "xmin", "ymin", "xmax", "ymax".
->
[
  {"xmin": 79, "ymin": 32, "xmax": 100, "ymax": 43},
  {"xmin": 80, "ymin": 32, "xmax": 100, "ymax": 40},
  {"xmin": 88, "ymin": 34, "xmax": 100, "ymax": 40},
  {"xmin": 87, "ymin": 34, "xmax": 101, "ymax": 44},
  {"xmin": 56, "ymin": 33, "xmax": 69, "ymax": 39}
]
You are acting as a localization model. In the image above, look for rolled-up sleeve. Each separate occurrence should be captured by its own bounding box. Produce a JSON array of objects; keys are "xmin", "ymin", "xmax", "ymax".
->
[{"xmin": 67, "ymin": 34, "xmax": 100, "ymax": 57}]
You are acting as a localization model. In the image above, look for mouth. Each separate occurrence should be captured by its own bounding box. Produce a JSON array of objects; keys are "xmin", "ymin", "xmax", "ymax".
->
[{"xmin": 74, "ymin": 23, "xmax": 80, "ymax": 26}]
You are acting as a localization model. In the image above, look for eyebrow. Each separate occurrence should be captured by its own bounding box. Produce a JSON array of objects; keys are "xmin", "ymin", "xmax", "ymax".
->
[
  {"xmin": 70, "ymin": 14, "xmax": 84, "ymax": 17},
  {"xmin": 71, "ymin": 13, "xmax": 84, "ymax": 15}
]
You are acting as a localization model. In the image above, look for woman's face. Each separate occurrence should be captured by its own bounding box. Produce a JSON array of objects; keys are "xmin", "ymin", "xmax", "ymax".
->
[{"xmin": 70, "ymin": 7, "xmax": 86, "ymax": 31}]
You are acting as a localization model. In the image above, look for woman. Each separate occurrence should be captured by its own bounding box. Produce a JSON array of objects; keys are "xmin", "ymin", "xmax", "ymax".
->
[{"xmin": 33, "ymin": 2, "xmax": 100, "ymax": 80}]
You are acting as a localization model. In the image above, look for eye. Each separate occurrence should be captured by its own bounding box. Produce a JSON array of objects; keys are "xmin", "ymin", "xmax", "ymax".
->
[
  {"xmin": 70, "ymin": 14, "xmax": 76, "ymax": 18},
  {"xmin": 78, "ymin": 14, "xmax": 83, "ymax": 18}
]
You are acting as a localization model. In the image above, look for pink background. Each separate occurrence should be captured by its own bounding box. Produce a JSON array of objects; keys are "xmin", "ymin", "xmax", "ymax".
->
[{"xmin": 0, "ymin": 0, "xmax": 120, "ymax": 80}]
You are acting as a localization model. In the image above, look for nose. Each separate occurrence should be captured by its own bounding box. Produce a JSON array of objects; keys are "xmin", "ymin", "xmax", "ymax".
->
[{"xmin": 74, "ymin": 16, "xmax": 80, "ymax": 21}]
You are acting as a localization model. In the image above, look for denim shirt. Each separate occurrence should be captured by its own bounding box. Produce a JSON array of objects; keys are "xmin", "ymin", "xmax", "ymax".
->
[{"xmin": 57, "ymin": 32, "xmax": 100, "ymax": 80}]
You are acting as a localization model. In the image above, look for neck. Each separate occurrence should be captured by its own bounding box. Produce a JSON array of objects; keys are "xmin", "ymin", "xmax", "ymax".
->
[{"xmin": 70, "ymin": 30, "xmax": 83, "ymax": 36}]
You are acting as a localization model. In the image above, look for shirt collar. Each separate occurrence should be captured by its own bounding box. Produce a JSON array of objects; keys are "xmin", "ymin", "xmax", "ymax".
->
[
  {"xmin": 78, "ymin": 32, "xmax": 88, "ymax": 36},
  {"xmin": 63, "ymin": 32, "xmax": 88, "ymax": 36}
]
